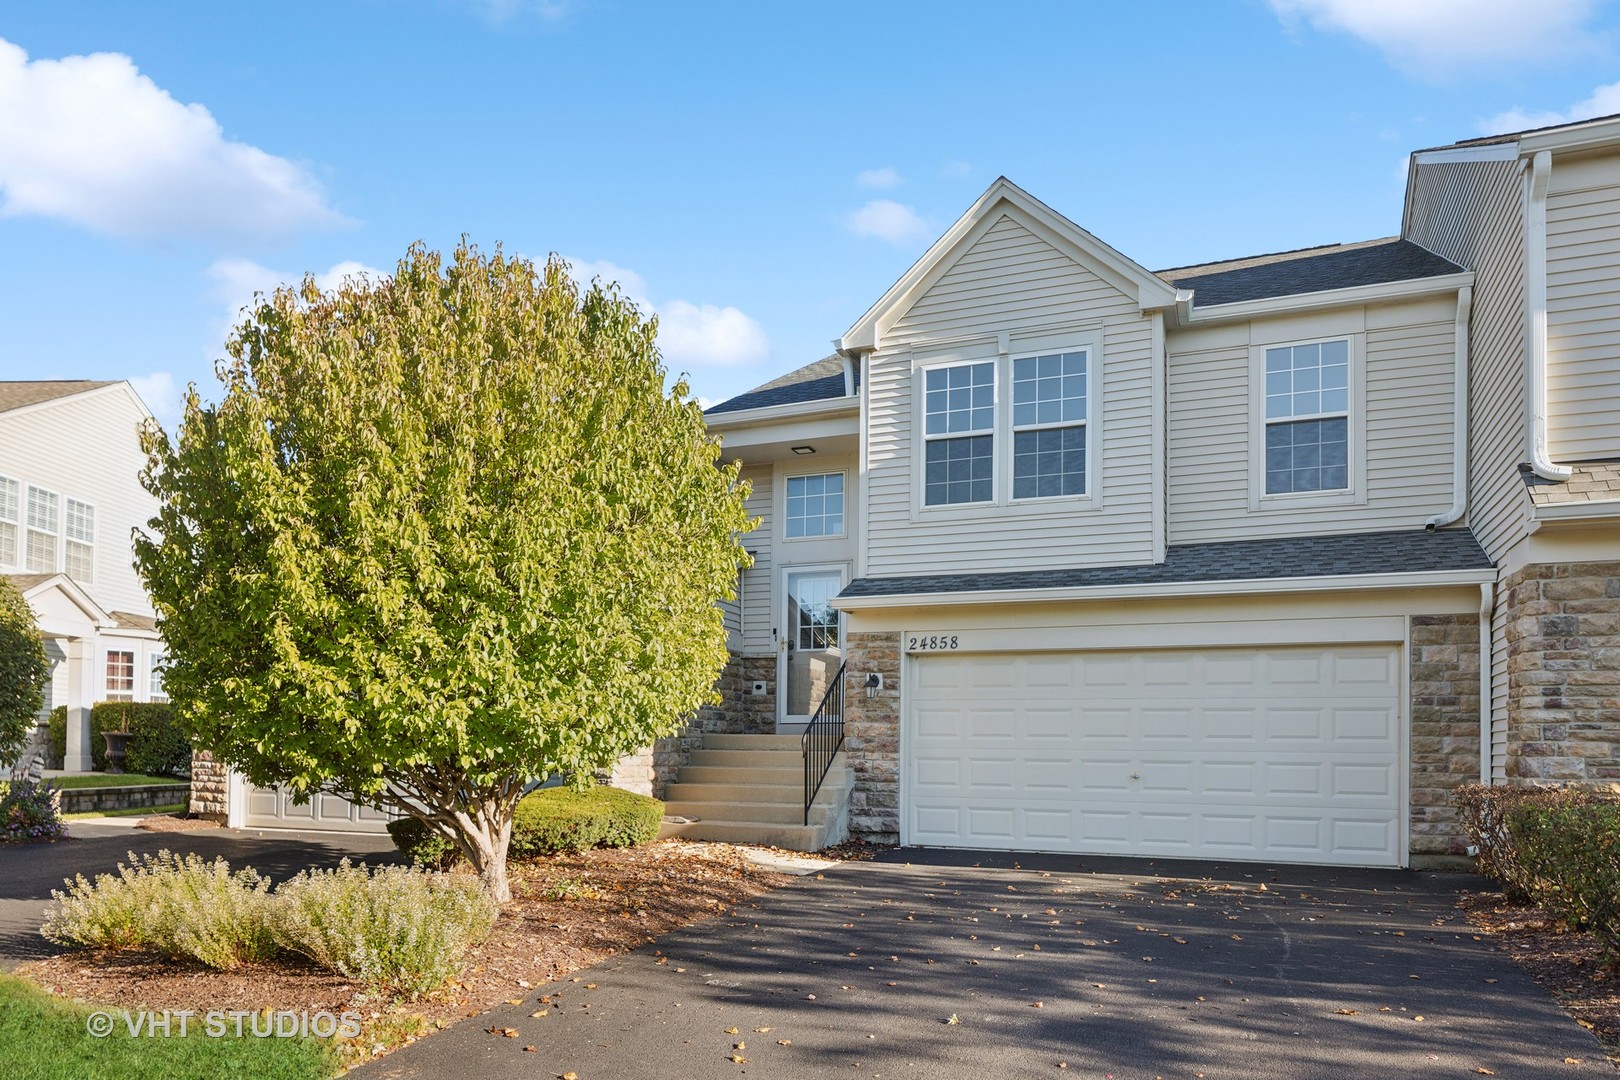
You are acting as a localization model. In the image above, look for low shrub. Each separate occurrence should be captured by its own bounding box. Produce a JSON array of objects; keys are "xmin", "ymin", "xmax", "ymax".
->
[
  {"xmin": 509, "ymin": 785, "xmax": 663, "ymax": 858},
  {"xmin": 45, "ymin": 706, "xmax": 65, "ymax": 770},
  {"xmin": 270, "ymin": 861, "xmax": 497, "ymax": 997},
  {"xmin": 385, "ymin": 816, "xmax": 459, "ymax": 870},
  {"xmin": 1453, "ymin": 784, "xmax": 1614, "ymax": 900},
  {"xmin": 0, "ymin": 779, "xmax": 65, "ymax": 844},
  {"xmin": 1508, "ymin": 798, "xmax": 1620, "ymax": 955},
  {"xmin": 41, "ymin": 851, "xmax": 276, "ymax": 969},
  {"xmin": 46, "ymin": 702, "xmax": 190, "ymax": 777}
]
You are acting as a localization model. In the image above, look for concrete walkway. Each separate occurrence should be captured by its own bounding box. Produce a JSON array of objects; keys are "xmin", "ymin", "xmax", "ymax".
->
[
  {"xmin": 0, "ymin": 820, "xmax": 398, "ymax": 969},
  {"xmin": 358, "ymin": 849, "xmax": 1610, "ymax": 1080}
]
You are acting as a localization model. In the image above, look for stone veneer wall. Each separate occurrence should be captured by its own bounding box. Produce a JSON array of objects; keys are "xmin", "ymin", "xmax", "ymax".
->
[
  {"xmin": 1409, "ymin": 614, "xmax": 1482, "ymax": 855},
  {"xmin": 1502, "ymin": 560, "xmax": 1620, "ymax": 783},
  {"xmin": 649, "ymin": 652, "xmax": 778, "ymax": 799},
  {"xmin": 843, "ymin": 631, "xmax": 901, "ymax": 842},
  {"xmin": 189, "ymin": 749, "xmax": 228, "ymax": 821}
]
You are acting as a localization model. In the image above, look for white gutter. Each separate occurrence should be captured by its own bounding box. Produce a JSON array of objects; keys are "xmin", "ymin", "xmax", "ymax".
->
[
  {"xmin": 833, "ymin": 567, "xmax": 1496, "ymax": 610},
  {"xmin": 1175, "ymin": 271, "xmax": 1474, "ymax": 327},
  {"xmin": 1479, "ymin": 581, "xmax": 1494, "ymax": 785},
  {"xmin": 704, "ymin": 396, "xmax": 860, "ymax": 430},
  {"xmin": 1523, "ymin": 150, "xmax": 1573, "ymax": 482},
  {"xmin": 1427, "ymin": 285, "xmax": 1473, "ymax": 530},
  {"xmin": 1528, "ymin": 498, "xmax": 1620, "ymax": 529}
]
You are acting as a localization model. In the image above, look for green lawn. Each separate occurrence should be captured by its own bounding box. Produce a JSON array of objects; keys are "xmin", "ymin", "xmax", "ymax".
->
[
  {"xmin": 0, "ymin": 974, "xmax": 337, "ymax": 1080},
  {"xmin": 47, "ymin": 774, "xmax": 186, "ymax": 789}
]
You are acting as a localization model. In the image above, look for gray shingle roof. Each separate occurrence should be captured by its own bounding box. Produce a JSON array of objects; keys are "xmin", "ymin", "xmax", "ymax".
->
[
  {"xmin": 1521, "ymin": 461, "xmax": 1620, "ymax": 505},
  {"xmin": 110, "ymin": 610, "xmax": 159, "ymax": 632},
  {"xmin": 1158, "ymin": 238, "xmax": 1463, "ymax": 307},
  {"xmin": 839, "ymin": 528, "xmax": 1492, "ymax": 600},
  {"xmin": 706, "ymin": 356, "xmax": 857, "ymax": 416},
  {"xmin": 0, "ymin": 381, "xmax": 116, "ymax": 414},
  {"xmin": 1418, "ymin": 110, "xmax": 1620, "ymax": 152}
]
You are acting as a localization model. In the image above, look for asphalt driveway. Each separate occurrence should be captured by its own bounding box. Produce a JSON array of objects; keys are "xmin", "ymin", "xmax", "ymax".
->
[
  {"xmin": 0, "ymin": 820, "xmax": 398, "ymax": 970},
  {"xmin": 359, "ymin": 849, "xmax": 1610, "ymax": 1080}
]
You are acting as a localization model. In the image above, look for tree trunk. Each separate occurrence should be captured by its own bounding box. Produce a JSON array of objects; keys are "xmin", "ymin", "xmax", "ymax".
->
[{"xmin": 452, "ymin": 809, "xmax": 515, "ymax": 905}]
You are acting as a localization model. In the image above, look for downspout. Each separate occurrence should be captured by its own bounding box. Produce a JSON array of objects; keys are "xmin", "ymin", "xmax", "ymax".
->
[
  {"xmin": 1523, "ymin": 150, "xmax": 1573, "ymax": 481},
  {"xmin": 1426, "ymin": 285, "xmax": 1473, "ymax": 530},
  {"xmin": 1479, "ymin": 581, "xmax": 1495, "ymax": 785},
  {"xmin": 840, "ymin": 353, "xmax": 855, "ymax": 397}
]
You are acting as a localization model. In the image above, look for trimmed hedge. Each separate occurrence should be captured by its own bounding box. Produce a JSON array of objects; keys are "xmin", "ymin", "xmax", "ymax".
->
[
  {"xmin": 1454, "ymin": 783, "xmax": 1620, "ymax": 955},
  {"xmin": 388, "ymin": 785, "xmax": 664, "ymax": 868},
  {"xmin": 46, "ymin": 702, "xmax": 190, "ymax": 777}
]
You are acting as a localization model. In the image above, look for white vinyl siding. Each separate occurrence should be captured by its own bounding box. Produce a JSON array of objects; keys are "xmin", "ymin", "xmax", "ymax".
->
[
  {"xmin": 1168, "ymin": 298, "xmax": 1457, "ymax": 544},
  {"xmin": 1545, "ymin": 158, "xmax": 1620, "ymax": 461},
  {"xmin": 865, "ymin": 212, "xmax": 1155, "ymax": 575},
  {"xmin": 0, "ymin": 386, "xmax": 159, "ymax": 616},
  {"xmin": 738, "ymin": 465, "xmax": 774, "ymax": 655}
]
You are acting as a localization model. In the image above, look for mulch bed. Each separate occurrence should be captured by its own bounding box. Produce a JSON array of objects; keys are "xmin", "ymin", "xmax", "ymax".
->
[
  {"xmin": 20, "ymin": 840, "xmax": 795, "ymax": 1059},
  {"xmin": 1458, "ymin": 889, "xmax": 1620, "ymax": 1067},
  {"xmin": 135, "ymin": 813, "xmax": 223, "ymax": 833}
]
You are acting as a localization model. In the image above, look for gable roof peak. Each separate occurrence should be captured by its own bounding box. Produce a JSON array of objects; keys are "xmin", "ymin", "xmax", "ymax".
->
[{"xmin": 839, "ymin": 178, "xmax": 1178, "ymax": 354}]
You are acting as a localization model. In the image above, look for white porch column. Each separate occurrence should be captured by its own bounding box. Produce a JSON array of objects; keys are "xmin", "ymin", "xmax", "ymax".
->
[{"xmin": 63, "ymin": 637, "xmax": 97, "ymax": 773}]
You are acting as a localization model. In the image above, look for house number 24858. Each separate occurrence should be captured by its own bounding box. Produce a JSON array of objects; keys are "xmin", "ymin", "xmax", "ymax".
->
[{"xmin": 907, "ymin": 634, "xmax": 959, "ymax": 651}]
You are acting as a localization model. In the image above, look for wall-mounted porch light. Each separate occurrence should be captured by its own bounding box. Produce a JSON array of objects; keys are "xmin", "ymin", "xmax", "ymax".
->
[{"xmin": 864, "ymin": 672, "xmax": 883, "ymax": 698}]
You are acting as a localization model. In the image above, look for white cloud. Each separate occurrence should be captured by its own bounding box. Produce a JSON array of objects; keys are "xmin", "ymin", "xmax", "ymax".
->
[
  {"xmin": 1480, "ymin": 81, "xmax": 1620, "ymax": 135},
  {"xmin": 855, "ymin": 167, "xmax": 902, "ymax": 189},
  {"xmin": 846, "ymin": 199, "xmax": 932, "ymax": 245},
  {"xmin": 939, "ymin": 159, "xmax": 973, "ymax": 178},
  {"xmin": 127, "ymin": 371, "xmax": 183, "ymax": 429},
  {"xmin": 0, "ymin": 38, "xmax": 346, "ymax": 241},
  {"xmin": 1267, "ymin": 0, "xmax": 1599, "ymax": 73},
  {"xmin": 563, "ymin": 255, "xmax": 770, "ymax": 370},
  {"xmin": 207, "ymin": 257, "xmax": 388, "ymax": 343},
  {"xmin": 466, "ymin": 0, "xmax": 571, "ymax": 22}
]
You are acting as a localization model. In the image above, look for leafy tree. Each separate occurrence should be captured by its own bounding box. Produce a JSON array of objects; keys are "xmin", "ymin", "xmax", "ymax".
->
[
  {"xmin": 0, "ymin": 577, "xmax": 50, "ymax": 767},
  {"xmin": 135, "ymin": 242, "xmax": 752, "ymax": 901}
]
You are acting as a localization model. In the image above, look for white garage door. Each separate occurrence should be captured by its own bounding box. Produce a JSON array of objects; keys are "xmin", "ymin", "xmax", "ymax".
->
[
  {"xmin": 242, "ymin": 782, "xmax": 394, "ymax": 834},
  {"xmin": 906, "ymin": 644, "xmax": 1403, "ymax": 866}
]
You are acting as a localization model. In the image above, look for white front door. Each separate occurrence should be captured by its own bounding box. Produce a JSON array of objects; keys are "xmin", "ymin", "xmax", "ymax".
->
[
  {"xmin": 905, "ymin": 643, "xmax": 1404, "ymax": 866},
  {"xmin": 780, "ymin": 568, "xmax": 845, "ymax": 730}
]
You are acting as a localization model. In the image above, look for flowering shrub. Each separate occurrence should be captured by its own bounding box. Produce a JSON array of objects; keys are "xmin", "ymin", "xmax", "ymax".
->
[
  {"xmin": 271, "ymin": 861, "xmax": 497, "ymax": 997},
  {"xmin": 42, "ymin": 851, "xmax": 276, "ymax": 969},
  {"xmin": 0, "ymin": 780, "xmax": 65, "ymax": 844}
]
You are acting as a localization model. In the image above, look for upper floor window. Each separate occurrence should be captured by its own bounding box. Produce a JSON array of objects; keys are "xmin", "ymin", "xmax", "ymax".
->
[
  {"xmin": 1012, "ymin": 352, "xmax": 1088, "ymax": 499},
  {"xmin": 0, "ymin": 476, "xmax": 17, "ymax": 567},
  {"xmin": 785, "ymin": 473, "xmax": 845, "ymax": 538},
  {"xmin": 1263, "ymin": 340, "xmax": 1349, "ymax": 494},
  {"xmin": 65, "ymin": 498, "xmax": 94, "ymax": 583},
  {"xmin": 106, "ymin": 650, "xmax": 135, "ymax": 700},
  {"xmin": 923, "ymin": 362, "xmax": 994, "ymax": 506},
  {"xmin": 25, "ymin": 486, "xmax": 58, "ymax": 573}
]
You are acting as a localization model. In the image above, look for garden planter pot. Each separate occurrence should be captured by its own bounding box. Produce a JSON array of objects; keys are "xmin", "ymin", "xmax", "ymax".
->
[{"xmin": 101, "ymin": 731, "xmax": 132, "ymax": 774}]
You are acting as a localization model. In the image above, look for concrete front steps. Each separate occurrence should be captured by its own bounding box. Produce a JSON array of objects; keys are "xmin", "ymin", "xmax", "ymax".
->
[{"xmin": 659, "ymin": 733, "xmax": 850, "ymax": 851}]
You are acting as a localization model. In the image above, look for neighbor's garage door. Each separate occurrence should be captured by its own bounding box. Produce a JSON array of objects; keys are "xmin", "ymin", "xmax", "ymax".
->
[
  {"xmin": 242, "ymin": 783, "xmax": 394, "ymax": 834},
  {"xmin": 906, "ymin": 644, "xmax": 1402, "ymax": 866}
]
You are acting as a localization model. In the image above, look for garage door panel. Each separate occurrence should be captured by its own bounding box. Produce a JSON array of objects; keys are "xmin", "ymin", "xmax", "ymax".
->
[
  {"xmin": 242, "ymin": 782, "xmax": 394, "ymax": 834},
  {"xmin": 906, "ymin": 643, "xmax": 1403, "ymax": 867}
]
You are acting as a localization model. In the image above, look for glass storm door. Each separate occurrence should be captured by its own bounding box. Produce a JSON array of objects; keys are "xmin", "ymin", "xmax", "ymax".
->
[{"xmin": 782, "ymin": 569, "xmax": 843, "ymax": 725}]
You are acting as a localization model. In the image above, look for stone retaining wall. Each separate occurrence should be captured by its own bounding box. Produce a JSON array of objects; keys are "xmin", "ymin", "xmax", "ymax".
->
[{"xmin": 59, "ymin": 782, "xmax": 190, "ymax": 815}]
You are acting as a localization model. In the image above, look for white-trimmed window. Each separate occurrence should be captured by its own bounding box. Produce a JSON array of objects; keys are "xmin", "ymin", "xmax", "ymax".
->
[
  {"xmin": 106, "ymin": 650, "xmax": 135, "ymax": 700},
  {"xmin": 0, "ymin": 476, "xmax": 18, "ymax": 567},
  {"xmin": 25, "ymin": 486, "xmax": 59, "ymax": 573},
  {"xmin": 1012, "ymin": 351, "xmax": 1088, "ymax": 499},
  {"xmin": 1263, "ymin": 339, "xmax": 1350, "ymax": 495},
  {"xmin": 149, "ymin": 653, "xmax": 168, "ymax": 702},
  {"xmin": 785, "ymin": 473, "xmax": 845, "ymax": 538},
  {"xmin": 65, "ymin": 498, "xmax": 94, "ymax": 582},
  {"xmin": 923, "ymin": 361, "xmax": 995, "ymax": 506}
]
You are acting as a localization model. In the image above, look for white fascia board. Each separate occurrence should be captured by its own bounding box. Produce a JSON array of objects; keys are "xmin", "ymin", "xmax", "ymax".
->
[
  {"xmin": 1529, "ymin": 499, "xmax": 1620, "ymax": 529},
  {"xmin": 704, "ymin": 397, "xmax": 859, "ymax": 430},
  {"xmin": 1178, "ymin": 271, "xmax": 1475, "ymax": 326},
  {"xmin": 1519, "ymin": 117, "xmax": 1620, "ymax": 156},
  {"xmin": 1411, "ymin": 144, "xmax": 1521, "ymax": 165},
  {"xmin": 832, "ymin": 567, "xmax": 1498, "ymax": 610}
]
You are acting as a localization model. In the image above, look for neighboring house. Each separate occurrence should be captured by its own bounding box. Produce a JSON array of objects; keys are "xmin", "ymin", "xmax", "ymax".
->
[
  {"xmin": 683, "ymin": 113, "xmax": 1620, "ymax": 867},
  {"xmin": 0, "ymin": 381, "xmax": 166, "ymax": 772}
]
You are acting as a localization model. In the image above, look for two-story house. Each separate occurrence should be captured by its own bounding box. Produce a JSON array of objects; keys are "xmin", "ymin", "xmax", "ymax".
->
[
  {"xmin": 1, "ymin": 380, "xmax": 167, "ymax": 773},
  {"xmin": 662, "ymin": 112, "xmax": 1620, "ymax": 868}
]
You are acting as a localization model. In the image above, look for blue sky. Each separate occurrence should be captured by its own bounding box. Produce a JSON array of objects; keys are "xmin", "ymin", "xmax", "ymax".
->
[{"xmin": 2, "ymin": 0, "xmax": 1619, "ymax": 421}]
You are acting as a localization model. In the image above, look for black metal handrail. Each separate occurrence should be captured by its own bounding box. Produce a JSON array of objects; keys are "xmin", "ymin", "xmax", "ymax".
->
[{"xmin": 803, "ymin": 660, "xmax": 848, "ymax": 826}]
